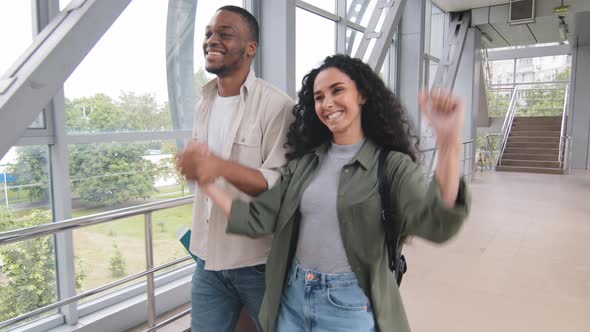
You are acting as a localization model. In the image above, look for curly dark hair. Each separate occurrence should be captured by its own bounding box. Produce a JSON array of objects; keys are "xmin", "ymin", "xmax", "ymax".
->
[{"xmin": 286, "ymin": 54, "xmax": 420, "ymax": 162}]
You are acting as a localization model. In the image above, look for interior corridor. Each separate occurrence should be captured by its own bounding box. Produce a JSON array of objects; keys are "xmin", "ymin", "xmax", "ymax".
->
[{"xmin": 402, "ymin": 170, "xmax": 590, "ymax": 331}]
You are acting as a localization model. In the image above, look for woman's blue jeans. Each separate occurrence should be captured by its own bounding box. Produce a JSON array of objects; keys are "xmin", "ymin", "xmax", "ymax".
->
[{"xmin": 276, "ymin": 260, "xmax": 376, "ymax": 332}]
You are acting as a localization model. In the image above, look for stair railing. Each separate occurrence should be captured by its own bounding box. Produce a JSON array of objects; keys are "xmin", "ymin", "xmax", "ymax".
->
[
  {"xmin": 558, "ymin": 83, "xmax": 569, "ymax": 168},
  {"xmin": 497, "ymin": 86, "xmax": 519, "ymax": 166},
  {"xmin": 563, "ymin": 136, "xmax": 573, "ymax": 174}
]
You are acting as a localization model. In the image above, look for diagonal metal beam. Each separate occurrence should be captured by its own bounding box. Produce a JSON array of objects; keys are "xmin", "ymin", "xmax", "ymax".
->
[
  {"xmin": 354, "ymin": 0, "xmax": 406, "ymax": 73},
  {"xmin": 432, "ymin": 11, "xmax": 471, "ymax": 91},
  {"xmin": 0, "ymin": 0, "xmax": 132, "ymax": 158}
]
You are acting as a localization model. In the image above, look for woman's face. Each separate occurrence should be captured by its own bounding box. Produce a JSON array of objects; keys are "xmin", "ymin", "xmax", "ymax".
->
[{"xmin": 313, "ymin": 67, "xmax": 366, "ymax": 144}]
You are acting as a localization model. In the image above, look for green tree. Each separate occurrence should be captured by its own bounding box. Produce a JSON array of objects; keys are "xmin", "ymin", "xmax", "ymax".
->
[
  {"xmin": 0, "ymin": 209, "xmax": 56, "ymax": 321},
  {"xmin": 69, "ymin": 143, "xmax": 157, "ymax": 206},
  {"xmin": 109, "ymin": 242, "xmax": 127, "ymax": 278},
  {"xmin": 119, "ymin": 92, "xmax": 171, "ymax": 131},
  {"xmin": 66, "ymin": 94, "xmax": 130, "ymax": 132},
  {"xmin": 64, "ymin": 94, "xmax": 160, "ymax": 206},
  {"xmin": 7, "ymin": 146, "xmax": 49, "ymax": 202}
]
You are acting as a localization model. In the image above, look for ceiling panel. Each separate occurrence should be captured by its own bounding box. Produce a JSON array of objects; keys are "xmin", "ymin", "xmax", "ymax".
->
[
  {"xmin": 528, "ymin": 16, "xmax": 562, "ymax": 43},
  {"xmin": 490, "ymin": 22, "xmax": 537, "ymax": 46},
  {"xmin": 478, "ymin": 23, "xmax": 509, "ymax": 48},
  {"xmin": 433, "ymin": 0, "xmax": 508, "ymax": 12}
]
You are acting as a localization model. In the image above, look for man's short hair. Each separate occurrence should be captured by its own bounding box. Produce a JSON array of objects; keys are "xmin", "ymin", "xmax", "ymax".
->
[{"xmin": 217, "ymin": 6, "xmax": 259, "ymax": 44}]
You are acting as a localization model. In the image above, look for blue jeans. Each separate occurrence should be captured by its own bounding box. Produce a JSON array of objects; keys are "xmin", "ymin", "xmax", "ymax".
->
[
  {"xmin": 191, "ymin": 257, "xmax": 266, "ymax": 332},
  {"xmin": 276, "ymin": 260, "xmax": 376, "ymax": 332}
]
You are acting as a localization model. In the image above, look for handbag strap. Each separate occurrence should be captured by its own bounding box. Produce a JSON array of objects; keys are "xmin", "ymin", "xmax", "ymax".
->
[{"xmin": 377, "ymin": 149, "xmax": 398, "ymax": 273}]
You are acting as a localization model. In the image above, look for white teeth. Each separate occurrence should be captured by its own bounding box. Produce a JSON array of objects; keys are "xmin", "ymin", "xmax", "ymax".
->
[
  {"xmin": 327, "ymin": 111, "xmax": 342, "ymax": 120},
  {"xmin": 208, "ymin": 51, "xmax": 223, "ymax": 56}
]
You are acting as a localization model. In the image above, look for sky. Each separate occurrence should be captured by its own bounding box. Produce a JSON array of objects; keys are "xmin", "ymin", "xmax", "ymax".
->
[{"xmin": 0, "ymin": 0, "xmax": 240, "ymax": 106}]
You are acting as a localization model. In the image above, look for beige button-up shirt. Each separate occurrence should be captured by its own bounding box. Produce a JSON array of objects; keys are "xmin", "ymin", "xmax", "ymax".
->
[{"xmin": 190, "ymin": 69, "xmax": 294, "ymax": 270}]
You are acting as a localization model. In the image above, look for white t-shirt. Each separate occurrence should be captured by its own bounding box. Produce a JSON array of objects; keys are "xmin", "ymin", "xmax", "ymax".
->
[{"xmin": 206, "ymin": 93, "xmax": 240, "ymax": 217}]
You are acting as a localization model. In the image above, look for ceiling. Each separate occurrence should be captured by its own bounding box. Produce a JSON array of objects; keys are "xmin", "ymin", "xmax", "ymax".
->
[
  {"xmin": 477, "ymin": 15, "xmax": 564, "ymax": 48},
  {"xmin": 433, "ymin": 0, "xmax": 509, "ymax": 12}
]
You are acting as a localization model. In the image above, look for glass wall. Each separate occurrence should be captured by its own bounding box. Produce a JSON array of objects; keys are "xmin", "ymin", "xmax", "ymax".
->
[
  {"xmin": 0, "ymin": 144, "xmax": 55, "ymax": 325},
  {"xmin": 0, "ymin": 1, "xmax": 33, "ymax": 76},
  {"xmin": 295, "ymin": 7, "xmax": 336, "ymax": 89},
  {"xmin": 488, "ymin": 55, "xmax": 571, "ymax": 117},
  {"xmin": 422, "ymin": 1, "xmax": 448, "ymax": 148},
  {"xmin": 0, "ymin": 1, "xmax": 246, "ymax": 329},
  {"xmin": 296, "ymin": 0, "xmax": 397, "ymax": 89}
]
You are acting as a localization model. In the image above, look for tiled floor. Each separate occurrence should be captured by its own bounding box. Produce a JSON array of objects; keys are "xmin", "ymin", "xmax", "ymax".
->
[
  {"xmin": 130, "ymin": 170, "xmax": 590, "ymax": 331},
  {"xmin": 401, "ymin": 170, "xmax": 590, "ymax": 332}
]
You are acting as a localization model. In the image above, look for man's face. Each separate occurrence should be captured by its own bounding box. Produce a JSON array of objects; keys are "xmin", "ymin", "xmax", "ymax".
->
[{"xmin": 202, "ymin": 10, "xmax": 257, "ymax": 77}]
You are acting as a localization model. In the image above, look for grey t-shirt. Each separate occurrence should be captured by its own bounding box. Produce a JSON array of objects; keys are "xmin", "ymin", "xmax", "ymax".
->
[{"xmin": 295, "ymin": 139, "xmax": 365, "ymax": 273}]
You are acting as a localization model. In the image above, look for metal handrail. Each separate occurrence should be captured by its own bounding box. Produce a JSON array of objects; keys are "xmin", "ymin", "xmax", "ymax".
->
[
  {"xmin": 421, "ymin": 140, "xmax": 476, "ymax": 179},
  {"xmin": 490, "ymin": 80, "xmax": 569, "ymax": 87},
  {"xmin": 0, "ymin": 195, "xmax": 195, "ymax": 330},
  {"xmin": 498, "ymin": 86, "xmax": 519, "ymax": 166},
  {"xmin": 563, "ymin": 136, "xmax": 573, "ymax": 174},
  {"xmin": 0, "ymin": 196, "xmax": 193, "ymax": 245},
  {"xmin": 558, "ymin": 84, "xmax": 569, "ymax": 167},
  {"xmin": 0, "ymin": 256, "xmax": 193, "ymax": 330}
]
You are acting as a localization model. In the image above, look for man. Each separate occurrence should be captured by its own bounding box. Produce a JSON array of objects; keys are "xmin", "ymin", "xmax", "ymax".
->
[{"xmin": 176, "ymin": 6, "xmax": 293, "ymax": 332}]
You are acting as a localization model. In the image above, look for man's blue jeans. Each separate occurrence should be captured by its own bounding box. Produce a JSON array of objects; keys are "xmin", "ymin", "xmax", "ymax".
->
[
  {"xmin": 191, "ymin": 257, "xmax": 266, "ymax": 332},
  {"xmin": 276, "ymin": 260, "xmax": 376, "ymax": 332}
]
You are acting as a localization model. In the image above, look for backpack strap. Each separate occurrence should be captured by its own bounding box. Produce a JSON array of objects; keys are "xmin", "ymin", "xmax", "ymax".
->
[{"xmin": 377, "ymin": 149, "xmax": 407, "ymax": 285}]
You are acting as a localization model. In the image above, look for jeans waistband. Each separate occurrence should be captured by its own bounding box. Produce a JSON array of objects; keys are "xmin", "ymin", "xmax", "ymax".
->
[{"xmin": 289, "ymin": 259, "xmax": 358, "ymax": 288}]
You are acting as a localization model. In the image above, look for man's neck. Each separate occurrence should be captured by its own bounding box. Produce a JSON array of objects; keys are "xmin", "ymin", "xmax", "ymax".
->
[{"xmin": 216, "ymin": 66, "xmax": 251, "ymax": 97}]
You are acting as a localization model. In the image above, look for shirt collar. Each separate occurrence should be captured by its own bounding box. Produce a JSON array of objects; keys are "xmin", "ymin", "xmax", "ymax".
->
[
  {"xmin": 313, "ymin": 138, "xmax": 378, "ymax": 170},
  {"xmin": 201, "ymin": 68, "xmax": 257, "ymax": 100}
]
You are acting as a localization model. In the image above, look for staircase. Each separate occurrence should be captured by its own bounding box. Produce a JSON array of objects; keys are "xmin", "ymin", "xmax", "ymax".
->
[{"xmin": 496, "ymin": 116, "xmax": 563, "ymax": 175}]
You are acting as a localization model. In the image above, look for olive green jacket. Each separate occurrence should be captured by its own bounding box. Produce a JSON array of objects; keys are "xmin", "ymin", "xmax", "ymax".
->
[{"xmin": 227, "ymin": 139, "xmax": 471, "ymax": 332}]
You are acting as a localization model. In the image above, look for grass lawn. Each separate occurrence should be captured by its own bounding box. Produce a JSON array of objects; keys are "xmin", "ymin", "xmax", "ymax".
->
[
  {"xmin": 3, "ymin": 189, "xmax": 195, "ymax": 296},
  {"xmin": 0, "ymin": 188, "xmax": 38, "ymax": 204}
]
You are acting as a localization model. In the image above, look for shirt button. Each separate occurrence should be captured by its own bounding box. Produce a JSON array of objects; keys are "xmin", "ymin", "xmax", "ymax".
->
[
  {"xmin": 306, "ymin": 273, "xmax": 315, "ymax": 281},
  {"xmin": 344, "ymin": 169, "xmax": 349, "ymax": 173}
]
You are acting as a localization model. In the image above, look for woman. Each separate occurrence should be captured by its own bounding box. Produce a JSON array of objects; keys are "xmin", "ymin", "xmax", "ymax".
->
[{"xmin": 181, "ymin": 54, "xmax": 470, "ymax": 331}]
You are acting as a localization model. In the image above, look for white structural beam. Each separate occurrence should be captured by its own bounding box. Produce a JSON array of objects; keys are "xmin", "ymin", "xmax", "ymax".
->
[
  {"xmin": 432, "ymin": 11, "xmax": 471, "ymax": 91},
  {"xmin": 355, "ymin": 0, "xmax": 406, "ymax": 73},
  {"xmin": 0, "ymin": 0, "xmax": 132, "ymax": 158}
]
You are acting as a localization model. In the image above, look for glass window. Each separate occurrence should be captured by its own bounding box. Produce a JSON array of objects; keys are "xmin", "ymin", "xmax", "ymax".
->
[
  {"xmin": 347, "ymin": 0, "xmax": 376, "ymax": 27},
  {"xmin": 515, "ymin": 55, "xmax": 570, "ymax": 83},
  {"xmin": 0, "ymin": 2, "xmax": 33, "ymax": 77},
  {"xmin": 428, "ymin": 61, "xmax": 439, "ymax": 89},
  {"xmin": 0, "ymin": 146, "xmax": 56, "ymax": 326},
  {"xmin": 345, "ymin": 27, "xmax": 363, "ymax": 57},
  {"xmin": 73, "ymin": 218, "xmax": 145, "ymax": 301},
  {"xmin": 302, "ymin": 0, "xmax": 336, "ymax": 14},
  {"xmin": 0, "ymin": 146, "xmax": 52, "ymax": 231},
  {"xmin": 295, "ymin": 9, "xmax": 336, "ymax": 90},
  {"xmin": 429, "ymin": 10, "xmax": 445, "ymax": 59},
  {"xmin": 0, "ymin": 233, "xmax": 58, "ymax": 327},
  {"xmin": 68, "ymin": 139, "xmax": 192, "ymax": 299},
  {"xmin": 489, "ymin": 59, "xmax": 515, "ymax": 86},
  {"xmin": 63, "ymin": 1, "xmax": 173, "ymax": 133}
]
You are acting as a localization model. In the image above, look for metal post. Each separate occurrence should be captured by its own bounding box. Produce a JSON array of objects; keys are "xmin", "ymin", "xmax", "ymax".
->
[
  {"xmin": 144, "ymin": 212, "xmax": 156, "ymax": 327},
  {"xmin": 3, "ymin": 167, "xmax": 8, "ymax": 207}
]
